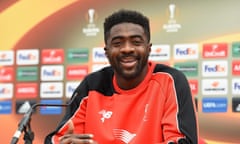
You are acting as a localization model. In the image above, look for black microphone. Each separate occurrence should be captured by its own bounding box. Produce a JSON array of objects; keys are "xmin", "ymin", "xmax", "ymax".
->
[{"xmin": 10, "ymin": 92, "xmax": 79, "ymax": 144}]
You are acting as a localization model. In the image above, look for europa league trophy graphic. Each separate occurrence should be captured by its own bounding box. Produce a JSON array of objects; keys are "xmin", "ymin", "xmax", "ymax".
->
[
  {"xmin": 88, "ymin": 8, "xmax": 95, "ymax": 24},
  {"xmin": 163, "ymin": 3, "xmax": 181, "ymax": 32},
  {"xmin": 169, "ymin": 4, "xmax": 175, "ymax": 21},
  {"xmin": 82, "ymin": 8, "xmax": 100, "ymax": 36}
]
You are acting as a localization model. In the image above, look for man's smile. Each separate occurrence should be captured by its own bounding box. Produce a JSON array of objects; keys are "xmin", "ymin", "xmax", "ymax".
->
[{"xmin": 119, "ymin": 58, "xmax": 137, "ymax": 68}]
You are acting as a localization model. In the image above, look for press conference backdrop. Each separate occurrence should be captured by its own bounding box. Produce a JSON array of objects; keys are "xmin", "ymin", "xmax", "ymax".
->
[{"xmin": 0, "ymin": 0, "xmax": 240, "ymax": 143}]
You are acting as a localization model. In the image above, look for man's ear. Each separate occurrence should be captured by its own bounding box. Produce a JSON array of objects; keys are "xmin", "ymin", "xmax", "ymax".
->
[
  {"xmin": 148, "ymin": 43, "xmax": 152, "ymax": 52},
  {"xmin": 104, "ymin": 47, "xmax": 108, "ymax": 57}
]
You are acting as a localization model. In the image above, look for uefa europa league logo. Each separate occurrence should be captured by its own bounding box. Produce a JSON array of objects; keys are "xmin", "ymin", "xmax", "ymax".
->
[
  {"xmin": 88, "ymin": 8, "xmax": 95, "ymax": 24},
  {"xmin": 163, "ymin": 3, "xmax": 181, "ymax": 32},
  {"xmin": 83, "ymin": 8, "xmax": 100, "ymax": 36}
]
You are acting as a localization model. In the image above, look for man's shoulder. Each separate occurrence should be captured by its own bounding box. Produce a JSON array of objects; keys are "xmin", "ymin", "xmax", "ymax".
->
[
  {"xmin": 84, "ymin": 66, "xmax": 114, "ymax": 96},
  {"xmin": 153, "ymin": 63, "xmax": 176, "ymax": 73},
  {"xmin": 153, "ymin": 62, "xmax": 186, "ymax": 79},
  {"xmin": 87, "ymin": 66, "xmax": 113, "ymax": 77},
  {"xmin": 83, "ymin": 66, "xmax": 114, "ymax": 85}
]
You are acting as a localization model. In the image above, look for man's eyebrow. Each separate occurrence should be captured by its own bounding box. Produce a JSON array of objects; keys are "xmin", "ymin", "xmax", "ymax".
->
[
  {"xmin": 129, "ymin": 35, "xmax": 144, "ymax": 40},
  {"xmin": 111, "ymin": 35, "xmax": 144, "ymax": 41},
  {"xmin": 111, "ymin": 36, "xmax": 124, "ymax": 41}
]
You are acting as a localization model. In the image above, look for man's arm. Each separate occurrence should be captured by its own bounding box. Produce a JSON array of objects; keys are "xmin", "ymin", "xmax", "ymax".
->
[
  {"xmin": 44, "ymin": 79, "xmax": 89, "ymax": 144},
  {"xmin": 162, "ymin": 69, "xmax": 198, "ymax": 144}
]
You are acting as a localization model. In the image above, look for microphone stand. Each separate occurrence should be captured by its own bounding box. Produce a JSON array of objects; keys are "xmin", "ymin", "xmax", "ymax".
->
[
  {"xmin": 11, "ymin": 103, "xmax": 68, "ymax": 144},
  {"xmin": 11, "ymin": 92, "xmax": 78, "ymax": 144},
  {"xmin": 23, "ymin": 117, "xmax": 34, "ymax": 144}
]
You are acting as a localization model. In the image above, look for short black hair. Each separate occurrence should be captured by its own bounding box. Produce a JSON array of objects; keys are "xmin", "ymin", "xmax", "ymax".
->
[{"xmin": 104, "ymin": 9, "xmax": 150, "ymax": 44}]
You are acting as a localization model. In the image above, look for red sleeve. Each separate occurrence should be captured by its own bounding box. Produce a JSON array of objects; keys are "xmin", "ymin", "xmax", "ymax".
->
[
  {"xmin": 161, "ymin": 78, "xmax": 185, "ymax": 143},
  {"xmin": 52, "ymin": 97, "xmax": 88, "ymax": 143}
]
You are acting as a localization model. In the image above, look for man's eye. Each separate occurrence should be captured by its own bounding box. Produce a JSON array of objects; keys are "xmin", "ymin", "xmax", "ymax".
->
[
  {"xmin": 133, "ymin": 41, "xmax": 142, "ymax": 45},
  {"xmin": 112, "ymin": 41, "xmax": 121, "ymax": 46}
]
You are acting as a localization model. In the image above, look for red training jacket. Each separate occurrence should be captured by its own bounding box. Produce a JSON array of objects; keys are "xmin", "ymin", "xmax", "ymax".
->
[{"xmin": 45, "ymin": 61, "xmax": 198, "ymax": 144}]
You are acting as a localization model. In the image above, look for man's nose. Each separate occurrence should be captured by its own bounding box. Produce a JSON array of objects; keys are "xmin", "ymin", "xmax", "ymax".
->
[{"xmin": 120, "ymin": 42, "xmax": 134, "ymax": 53}]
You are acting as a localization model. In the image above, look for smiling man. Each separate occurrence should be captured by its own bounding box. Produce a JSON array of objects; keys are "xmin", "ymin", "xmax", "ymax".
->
[{"xmin": 45, "ymin": 9, "xmax": 198, "ymax": 144}]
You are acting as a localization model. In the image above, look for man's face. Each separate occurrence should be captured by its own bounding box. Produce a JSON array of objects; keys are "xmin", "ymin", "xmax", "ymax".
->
[{"xmin": 105, "ymin": 22, "xmax": 151, "ymax": 79}]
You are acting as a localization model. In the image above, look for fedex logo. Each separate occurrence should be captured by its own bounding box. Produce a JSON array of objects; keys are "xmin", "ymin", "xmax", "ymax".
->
[
  {"xmin": 202, "ymin": 61, "xmax": 228, "ymax": 77},
  {"xmin": 92, "ymin": 47, "xmax": 108, "ymax": 63},
  {"xmin": 204, "ymin": 65, "xmax": 225, "ymax": 72},
  {"xmin": 174, "ymin": 44, "xmax": 198, "ymax": 59},
  {"xmin": 41, "ymin": 49, "xmax": 64, "ymax": 64},
  {"xmin": 0, "ymin": 83, "xmax": 13, "ymax": 99},
  {"xmin": 0, "ymin": 50, "xmax": 14, "ymax": 65},
  {"xmin": 41, "ymin": 65, "xmax": 63, "ymax": 81},
  {"xmin": 17, "ymin": 49, "xmax": 39, "ymax": 65},
  {"xmin": 0, "ymin": 67, "xmax": 14, "ymax": 82},
  {"xmin": 0, "ymin": 88, "xmax": 10, "ymax": 94},
  {"xmin": 232, "ymin": 78, "xmax": 240, "ymax": 95},
  {"xmin": 65, "ymin": 82, "xmax": 80, "ymax": 98},
  {"xmin": 202, "ymin": 43, "xmax": 228, "ymax": 58},
  {"xmin": 176, "ymin": 48, "xmax": 195, "ymax": 55},
  {"xmin": 18, "ymin": 54, "xmax": 35, "ymax": 60},
  {"xmin": 232, "ymin": 60, "xmax": 240, "ymax": 75}
]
